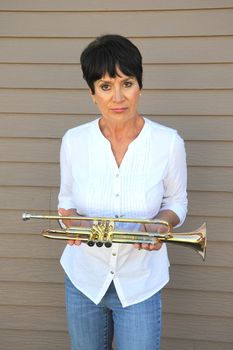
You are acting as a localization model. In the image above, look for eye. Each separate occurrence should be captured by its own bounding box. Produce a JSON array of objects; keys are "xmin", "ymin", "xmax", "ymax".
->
[
  {"xmin": 124, "ymin": 81, "xmax": 133, "ymax": 88},
  {"xmin": 100, "ymin": 83, "xmax": 111, "ymax": 91}
]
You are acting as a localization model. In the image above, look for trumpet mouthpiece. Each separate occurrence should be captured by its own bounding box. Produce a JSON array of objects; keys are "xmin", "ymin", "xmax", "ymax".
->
[{"xmin": 22, "ymin": 212, "xmax": 31, "ymax": 221}]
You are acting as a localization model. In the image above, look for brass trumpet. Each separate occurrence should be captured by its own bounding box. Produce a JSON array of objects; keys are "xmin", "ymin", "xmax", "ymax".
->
[{"xmin": 22, "ymin": 212, "xmax": 207, "ymax": 260}]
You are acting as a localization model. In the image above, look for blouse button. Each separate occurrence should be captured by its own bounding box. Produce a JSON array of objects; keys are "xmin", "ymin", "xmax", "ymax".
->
[{"xmin": 115, "ymin": 194, "xmax": 120, "ymax": 197}]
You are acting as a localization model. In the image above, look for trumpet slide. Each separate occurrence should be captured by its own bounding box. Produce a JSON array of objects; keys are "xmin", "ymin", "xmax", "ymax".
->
[{"xmin": 22, "ymin": 213, "xmax": 206, "ymax": 260}]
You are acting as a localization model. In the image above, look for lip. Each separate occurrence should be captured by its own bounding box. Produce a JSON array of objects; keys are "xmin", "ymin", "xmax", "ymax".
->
[{"xmin": 111, "ymin": 107, "xmax": 127, "ymax": 113}]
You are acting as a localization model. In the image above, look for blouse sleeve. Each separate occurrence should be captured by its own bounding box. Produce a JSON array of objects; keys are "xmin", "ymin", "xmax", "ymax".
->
[
  {"xmin": 160, "ymin": 132, "xmax": 188, "ymax": 227},
  {"xmin": 58, "ymin": 131, "xmax": 76, "ymax": 210}
]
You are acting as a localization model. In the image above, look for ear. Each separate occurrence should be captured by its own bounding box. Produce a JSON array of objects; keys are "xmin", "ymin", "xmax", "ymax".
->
[{"xmin": 89, "ymin": 89, "xmax": 96, "ymax": 104}]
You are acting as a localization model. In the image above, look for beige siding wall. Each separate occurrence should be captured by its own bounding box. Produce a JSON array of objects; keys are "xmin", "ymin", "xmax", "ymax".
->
[{"xmin": 0, "ymin": 1, "xmax": 233, "ymax": 349}]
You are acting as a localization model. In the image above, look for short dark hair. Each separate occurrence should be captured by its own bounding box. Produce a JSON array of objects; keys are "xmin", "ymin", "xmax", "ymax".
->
[{"xmin": 80, "ymin": 34, "xmax": 143, "ymax": 94}]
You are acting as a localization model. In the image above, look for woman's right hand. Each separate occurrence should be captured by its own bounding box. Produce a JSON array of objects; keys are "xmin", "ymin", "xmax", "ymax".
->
[{"xmin": 58, "ymin": 208, "xmax": 87, "ymax": 246}]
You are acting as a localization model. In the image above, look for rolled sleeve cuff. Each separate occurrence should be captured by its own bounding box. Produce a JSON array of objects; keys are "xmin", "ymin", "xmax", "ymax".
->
[
  {"xmin": 160, "ymin": 202, "xmax": 188, "ymax": 228},
  {"xmin": 58, "ymin": 201, "xmax": 77, "ymax": 211}
]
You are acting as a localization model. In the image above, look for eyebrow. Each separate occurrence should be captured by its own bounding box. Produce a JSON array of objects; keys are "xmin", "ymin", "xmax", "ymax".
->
[{"xmin": 97, "ymin": 77, "xmax": 134, "ymax": 84}]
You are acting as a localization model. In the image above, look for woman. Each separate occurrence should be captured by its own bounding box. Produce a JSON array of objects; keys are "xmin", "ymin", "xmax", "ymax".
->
[{"xmin": 58, "ymin": 34, "xmax": 187, "ymax": 350}]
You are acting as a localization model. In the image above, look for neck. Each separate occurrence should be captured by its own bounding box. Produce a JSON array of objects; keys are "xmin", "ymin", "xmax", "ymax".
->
[{"xmin": 99, "ymin": 115, "xmax": 144, "ymax": 141}]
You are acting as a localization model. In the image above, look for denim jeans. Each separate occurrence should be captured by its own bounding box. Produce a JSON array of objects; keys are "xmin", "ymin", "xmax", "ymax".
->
[{"xmin": 65, "ymin": 275, "xmax": 162, "ymax": 350}]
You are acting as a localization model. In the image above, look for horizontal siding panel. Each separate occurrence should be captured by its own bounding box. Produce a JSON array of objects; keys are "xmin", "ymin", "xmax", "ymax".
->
[
  {"xmin": 0, "ymin": 281, "xmax": 64, "ymax": 307},
  {"xmin": 0, "ymin": 187, "xmax": 52, "ymax": 210},
  {"xmin": 0, "ymin": 138, "xmax": 60, "ymax": 163},
  {"xmin": 0, "ymin": 257, "xmax": 63, "ymax": 283},
  {"xmin": 163, "ymin": 314, "xmax": 233, "ymax": 343},
  {"xmin": 1, "ymin": 283, "xmax": 232, "ymax": 319},
  {"xmin": 0, "ymin": 89, "xmax": 91, "ymax": 115},
  {"xmin": 0, "ymin": 186, "xmax": 229, "ymax": 216},
  {"xmin": 169, "ymin": 265, "xmax": 233, "ymax": 292},
  {"xmin": 1, "ymin": 233, "xmax": 232, "ymax": 268},
  {"xmin": 0, "ymin": 305, "xmax": 66, "ymax": 331},
  {"xmin": 1, "ymin": 37, "xmax": 233, "ymax": 64},
  {"xmin": 1, "ymin": 114, "xmax": 233, "ymax": 141},
  {"xmin": 0, "ymin": 234, "xmax": 64, "ymax": 259},
  {"xmin": 168, "ymin": 241, "xmax": 233, "ymax": 267},
  {"xmin": 0, "ymin": 306, "xmax": 232, "ymax": 341},
  {"xmin": 161, "ymin": 338, "xmax": 194, "ymax": 350},
  {"xmin": 1, "ymin": 282, "xmax": 232, "ymax": 320},
  {"xmin": 179, "ymin": 216, "xmax": 233, "ymax": 242},
  {"xmin": 186, "ymin": 142, "xmax": 233, "ymax": 166},
  {"xmin": 1, "ymin": 257, "xmax": 232, "ymax": 292},
  {"xmin": 2, "ymin": 63, "xmax": 233, "ymax": 89},
  {"xmin": 188, "ymin": 191, "xmax": 233, "ymax": 217},
  {"xmin": 163, "ymin": 289, "xmax": 233, "ymax": 317},
  {"xmin": 1, "ymin": 89, "xmax": 233, "ymax": 115},
  {"xmin": 136, "ymin": 90, "xmax": 233, "ymax": 116},
  {"xmin": 152, "ymin": 116, "xmax": 233, "ymax": 141},
  {"xmin": 192, "ymin": 341, "xmax": 233, "ymax": 350},
  {"xmin": 1, "ymin": 139, "xmax": 232, "ymax": 166},
  {"xmin": 0, "ymin": 330, "xmax": 69, "ymax": 350},
  {"xmin": 1, "ymin": 163, "xmax": 232, "ymax": 192},
  {"xmin": 1, "ymin": 0, "xmax": 233, "ymax": 11},
  {"xmin": 1, "ymin": 10, "xmax": 233, "ymax": 37},
  {"xmin": 143, "ymin": 63, "xmax": 233, "ymax": 89},
  {"xmin": 162, "ymin": 339, "xmax": 233, "ymax": 350},
  {"xmin": 0, "ymin": 63, "xmax": 85, "ymax": 89},
  {"xmin": 187, "ymin": 166, "xmax": 233, "ymax": 191},
  {"xmin": 0, "ymin": 209, "xmax": 57, "ymax": 234},
  {"xmin": 0, "ymin": 162, "xmax": 60, "ymax": 186},
  {"xmin": 131, "ymin": 36, "xmax": 233, "ymax": 64},
  {"xmin": 0, "ymin": 114, "xmax": 93, "ymax": 138}
]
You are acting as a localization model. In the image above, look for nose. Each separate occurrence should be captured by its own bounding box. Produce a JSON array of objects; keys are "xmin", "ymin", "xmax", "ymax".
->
[{"xmin": 112, "ymin": 87, "xmax": 124, "ymax": 102}]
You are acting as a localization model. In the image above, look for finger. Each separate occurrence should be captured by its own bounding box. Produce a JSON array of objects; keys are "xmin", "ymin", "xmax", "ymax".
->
[
  {"xmin": 67, "ymin": 239, "xmax": 82, "ymax": 246},
  {"xmin": 141, "ymin": 243, "xmax": 151, "ymax": 250},
  {"xmin": 149, "ymin": 242, "xmax": 163, "ymax": 250},
  {"xmin": 134, "ymin": 243, "xmax": 142, "ymax": 250},
  {"xmin": 58, "ymin": 208, "xmax": 67, "ymax": 216},
  {"xmin": 67, "ymin": 240, "xmax": 75, "ymax": 246},
  {"xmin": 140, "ymin": 242, "xmax": 163, "ymax": 251}
]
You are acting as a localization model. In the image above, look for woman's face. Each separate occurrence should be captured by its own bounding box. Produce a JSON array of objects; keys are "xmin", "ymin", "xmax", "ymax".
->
[{"xmin": 91, "ymin": 68, "xmax": 141, "ymax": 123}]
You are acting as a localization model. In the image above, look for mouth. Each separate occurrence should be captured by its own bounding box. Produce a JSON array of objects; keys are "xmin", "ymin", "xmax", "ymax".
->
[{"xmin": 111, "ymin": 107, "xmax": 127, "ymax": 113}]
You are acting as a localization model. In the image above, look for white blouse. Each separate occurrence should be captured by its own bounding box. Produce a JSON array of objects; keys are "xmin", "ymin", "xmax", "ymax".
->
[{"xmin": 59, "ymin": 117, "xmax": 187, "ymax": 307}]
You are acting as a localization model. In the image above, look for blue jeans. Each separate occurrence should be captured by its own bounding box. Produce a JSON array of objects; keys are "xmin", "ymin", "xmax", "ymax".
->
[{"xmin": 65, "ymin": 275, "xmax": 162, "ymax": 350}]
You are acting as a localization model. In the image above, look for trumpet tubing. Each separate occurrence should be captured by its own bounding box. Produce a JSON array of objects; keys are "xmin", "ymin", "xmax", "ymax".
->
[{"xmin": 22, "ymin": 213, "xmax": 207, "ymax": 260}]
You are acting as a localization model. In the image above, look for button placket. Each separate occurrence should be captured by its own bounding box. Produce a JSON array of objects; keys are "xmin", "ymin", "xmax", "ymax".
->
[
  {"xmin": 109, "ymin": 172, "xmax": 120, "ymax": 275},
  {"xmin": 109, "ymin": 243, "xmax": 119, "ymax": 275},
  {"xmin": 114, "ymin": 171, "xmax": 121, "ymax": 220}
]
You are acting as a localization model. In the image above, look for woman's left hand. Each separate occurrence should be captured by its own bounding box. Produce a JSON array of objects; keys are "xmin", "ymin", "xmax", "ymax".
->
[{"xmin": 134, "ymin": 223, "xmax": 169, "ymax": 251}]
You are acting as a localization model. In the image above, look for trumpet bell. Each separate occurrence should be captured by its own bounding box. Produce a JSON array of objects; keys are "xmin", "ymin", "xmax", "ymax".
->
[{"xmin": 167, "ymin": 223, "xmax": 207, "ymax": 261}]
